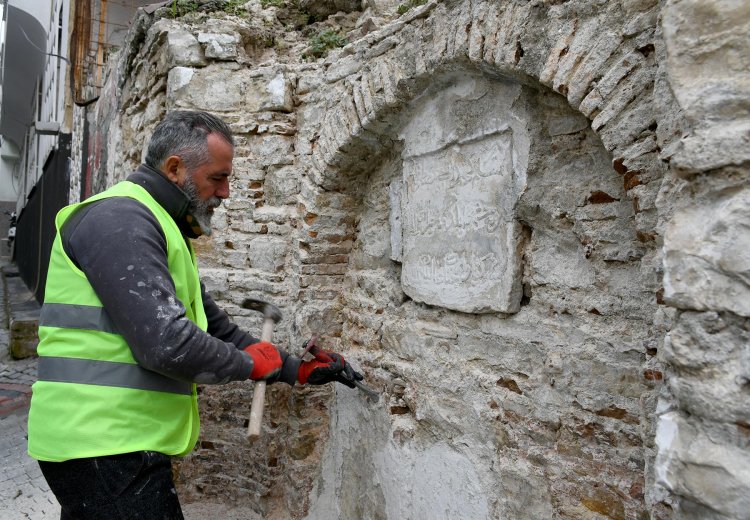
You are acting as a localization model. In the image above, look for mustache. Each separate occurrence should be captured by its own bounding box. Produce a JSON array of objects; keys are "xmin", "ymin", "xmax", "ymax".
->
[{"xmin": 206, "ymin": 197, "xmax": 222, "ymax": 210}]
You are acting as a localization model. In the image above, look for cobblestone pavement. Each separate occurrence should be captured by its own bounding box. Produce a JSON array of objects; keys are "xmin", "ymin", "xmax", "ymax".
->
[{"xmin": 0, "ymin": 262, "xmax": 61, "ymax": 519}]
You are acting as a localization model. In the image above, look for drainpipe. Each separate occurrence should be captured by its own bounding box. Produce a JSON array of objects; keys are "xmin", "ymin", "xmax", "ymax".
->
[{"xmin": 80, "ymin": 105, "xmax": 90, "ymax": 201}]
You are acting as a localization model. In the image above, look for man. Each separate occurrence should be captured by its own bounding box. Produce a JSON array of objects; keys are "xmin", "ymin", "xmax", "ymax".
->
[{"xmin": 27, "ymin": 110, "xmax": 361, "ymax": 519}]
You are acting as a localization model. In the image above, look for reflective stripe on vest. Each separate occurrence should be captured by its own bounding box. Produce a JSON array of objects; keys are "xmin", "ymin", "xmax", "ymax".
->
[
  {"xmin": 40, "ymin": 303, "xmax": 119, "ymax": 334},
  {"xmin": 37, "ymin": 357, "xmax": 193, "ymax": 395},
  {"xmin": 38, "ymin": 303, "xmax": 191, "ymax": 395}
]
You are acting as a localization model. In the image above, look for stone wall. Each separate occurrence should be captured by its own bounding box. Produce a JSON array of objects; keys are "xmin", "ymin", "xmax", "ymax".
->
[{"xmin": 75, "ymin": 0, "xmax": 750, "ymax": 518}]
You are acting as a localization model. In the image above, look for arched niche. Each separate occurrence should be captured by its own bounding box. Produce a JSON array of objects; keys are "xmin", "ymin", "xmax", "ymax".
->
[{"xmin": 307, "ymin": 66, "xmax": 660, "ymax": 520}]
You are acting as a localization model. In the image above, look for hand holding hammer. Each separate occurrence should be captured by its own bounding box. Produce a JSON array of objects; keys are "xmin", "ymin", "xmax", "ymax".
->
[{"xmin": 242, "ymin": 298, "xmax": 282, "ymax": 439}]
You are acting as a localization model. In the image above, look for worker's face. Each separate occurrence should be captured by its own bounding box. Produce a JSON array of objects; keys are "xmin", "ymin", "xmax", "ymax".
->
[{"xmin": 178, "ymin": 133, "xmax": 233, "ymax": 236}]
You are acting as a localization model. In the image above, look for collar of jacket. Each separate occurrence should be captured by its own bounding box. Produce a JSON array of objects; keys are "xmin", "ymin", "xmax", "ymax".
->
[{"xmin": 127, "ymin": 164, "xmax": 203, "ymax": 239}]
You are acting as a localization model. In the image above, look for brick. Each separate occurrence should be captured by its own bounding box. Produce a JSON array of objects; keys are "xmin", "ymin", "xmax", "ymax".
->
[
  {"xmin": 299, "ymin": 275, "xmax": 345, "ymax": 288},
  {"xmin": 566, "ymin": 29, "xmax": 623, "ymax": 107},
  {"xmin": 579, "ymin": 51, "xmax": 644, "ymax": 117},
  {"xmin": 591, "ymin": 64, "xmax": 654, "ymax": 131},
  {"xmin": 539, "ymin": 19, "xmax": 577, "ymax": 87},
  {"xmin": 467, "ymin": 2, "xmax": 490, "ymax": 62},
  {"xmin": 553, "ymin": 17, "xmax": 603, "ymax": 97},
  {"xmin": 449, "ymin": 4, "xmax": 473, "ymax": 58},
  {"xmin": 492, "ymin": 1, "xmax": 527, "ymax": 67},
  {"xmin": 598, "ymin": 97, "xmax": 656, "ymax": 151},
  {"xmin": 300, "ymin": 264, "xmax": 348, "ymax": 276},
  {"xmin": 481, "ymin": 3, "xmax": 505, "ymax": 62}
]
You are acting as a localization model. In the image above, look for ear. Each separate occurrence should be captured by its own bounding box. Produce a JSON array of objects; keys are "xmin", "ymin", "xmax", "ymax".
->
[{"xmin": 163, "ymin": 155, "xmax": 186, "ymax": 185}]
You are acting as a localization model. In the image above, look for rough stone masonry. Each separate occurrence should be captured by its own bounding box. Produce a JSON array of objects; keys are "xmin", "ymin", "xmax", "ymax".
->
[{"xmin": 72, "ymin": 0, "xmax": 750, "ymax": 518}]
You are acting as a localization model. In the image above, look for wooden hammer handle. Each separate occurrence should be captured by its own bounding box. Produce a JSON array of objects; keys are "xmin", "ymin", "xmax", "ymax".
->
[{"xmin": 247, "ymin": 318, "xmax": 276, "ymax": 438}]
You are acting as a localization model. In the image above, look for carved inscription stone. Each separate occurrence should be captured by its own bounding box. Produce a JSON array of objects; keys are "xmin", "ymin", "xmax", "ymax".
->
[{"xmin": 394, "ymin": 76, "xmax": 529, "ymax": 313}]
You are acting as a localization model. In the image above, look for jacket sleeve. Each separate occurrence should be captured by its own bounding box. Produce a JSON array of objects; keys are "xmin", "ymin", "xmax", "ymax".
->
[{"xmin": 63, "ymin": 197, "xmax": 254, "ymax": 384}]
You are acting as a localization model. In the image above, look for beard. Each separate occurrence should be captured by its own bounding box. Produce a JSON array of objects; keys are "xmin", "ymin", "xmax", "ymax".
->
[{"xmin": 182, "ymin": 174, "xmax": 222, "ymax": 237}]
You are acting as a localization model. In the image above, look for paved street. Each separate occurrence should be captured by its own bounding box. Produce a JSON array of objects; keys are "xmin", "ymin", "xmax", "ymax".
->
[{"xmin": 0, "ymin": 262, "xmax": 61, "ymax": 519}]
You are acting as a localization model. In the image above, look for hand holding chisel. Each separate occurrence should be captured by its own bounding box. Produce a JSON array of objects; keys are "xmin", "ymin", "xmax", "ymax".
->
[{"xmin": 301, "ymin": 336, "xmax": 380, "ymax": 402}]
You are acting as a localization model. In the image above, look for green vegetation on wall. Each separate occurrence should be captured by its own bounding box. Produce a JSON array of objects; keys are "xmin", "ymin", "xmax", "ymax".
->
[
  {"xmin": 305, "ymin": 29, "xmax": 349, "ymax": 59},
  {"xmin": 166, "ymin": 0, "xmax": 248, "ymax": 18},
  {"xmin": 397, "ymin": 0, "xmax": 427, "ymax": 15}
]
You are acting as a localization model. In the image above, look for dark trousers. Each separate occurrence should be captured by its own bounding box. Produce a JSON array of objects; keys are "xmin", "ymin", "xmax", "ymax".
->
[{"xmin": 39, "ymin": 451, "xmax": 184, "ymax": 520}]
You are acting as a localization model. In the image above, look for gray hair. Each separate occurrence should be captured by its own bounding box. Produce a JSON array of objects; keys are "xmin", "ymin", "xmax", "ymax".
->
[{"xmin": 145, "ymin": 110, "xmax": 234, "ymax": 171}]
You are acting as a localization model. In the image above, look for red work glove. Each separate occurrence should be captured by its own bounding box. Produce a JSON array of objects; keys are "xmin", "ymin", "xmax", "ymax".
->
[
  {"xmin": 243, "ymin": 341, "xmax": 282, "ymax": 381},
  {"xmin": 298, "ymin": 350, "xmax": 364, "ymax": 388}
]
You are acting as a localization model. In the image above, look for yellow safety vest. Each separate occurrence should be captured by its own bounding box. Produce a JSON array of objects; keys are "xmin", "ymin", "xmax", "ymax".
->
[{"xmin": 28, "ymin": 181, "xmax": 207, "ymax": 462}]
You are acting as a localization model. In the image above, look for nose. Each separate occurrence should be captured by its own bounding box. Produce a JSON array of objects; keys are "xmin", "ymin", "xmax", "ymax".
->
[{"xmin": 216, "ymin": 179, "xmax": 230, "ymax": 199}]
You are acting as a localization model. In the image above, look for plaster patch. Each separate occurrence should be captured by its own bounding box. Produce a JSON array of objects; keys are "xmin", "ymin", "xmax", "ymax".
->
[
  {"xmin": 375, "ymin": 442, "xmax": 490, "ymax": 520},
  {"xmin": 654, "ymin": 411, "xmax": 679, "ymax": 489}
]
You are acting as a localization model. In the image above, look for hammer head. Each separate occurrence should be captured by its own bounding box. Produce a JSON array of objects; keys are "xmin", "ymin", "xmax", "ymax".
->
[{"xmin": 242, "ymin": 298, "xmax": 282, "ymax": 323}]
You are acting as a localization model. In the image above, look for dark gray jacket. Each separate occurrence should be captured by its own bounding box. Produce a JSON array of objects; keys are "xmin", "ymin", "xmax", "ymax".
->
[{"xmin": 60, "ymin": 164, "xmax": 299, "ymax": 385}]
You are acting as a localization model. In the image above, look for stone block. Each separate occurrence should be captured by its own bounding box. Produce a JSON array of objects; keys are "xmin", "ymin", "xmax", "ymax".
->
[
  {"xmin": 591, "ymin": 65, "xmax": 654, "ymax": 132},
  {"xmin": 540, "ymin": 19, "xmax": 577, "ymax": 86},
  {"xmin": 265, "ymin": 165, "xmax": 299, "ymax": 205},
  {"xmin": 199, "ymin": 268, "xmax": 230, "ymax": 296},
  {"xmin": 247, "ymin": 237, "xmax": 288, "ymax": 273},
  {"xmin": 167, "ymin": 66, "xmax": 197, "ymax": 103},
  {"xmin": 671, "ymin": 121, "xmax": 750, "ymax": 174},
  {"xmin": 579, "ymin": 52, "xmax": 643, "ymax": 117},
  {"xmin": 663, "ymin": 186, "xmax": 750, "ymax": 317},
  {"xmin": 546, "ymin": 112, "xmax": 589, "ymax": 136},
  {"xmin": 661, "ymin": 311, "xmax": 750, "ymax": 423},
  {"xmin": 395, "ymin": 74, "xmax": 528, "ymax": 313},
  {"xmin": 656, "ymin": 412, "xmax": 750, "ymax": 519},
  {"xmin": 662, "ymin": 0, "xmax": 750, "ymax": 121},
  {"xmin": 9, "ymin": 316, "xmax": 38, "ymax": 359},
  {"xmin": 166, "ymin": 28, "xmax": 207, "ymax": 68},
  {"xmin": 529, "ymin": 231, "xmax": 595, "ymax": 288},
  {"xmin": 552, "ymin": 17, "xmax": 604, "ymax": 96},
  {"xmin": 566, "ymin": 30, "xmax": 623, "ymax": 107},
  {"xmin": 376, "ymin": 443, "xmax": 490, "ymax": 519},
  {"xmin": 197, "ymin": 32, "xmax": 241, "ymax": 60},
  {"xmin": 259, "ymin": 72, "xmax": 294, "ymax": 113},
  {"xmin": 662, "ymin": 0, "xmax": 750, "ymax": 172},
  {"xmin": 325, "ymin": 55, "xmax": 362, "ymax": 83},
  {"xmin": 168, "ymin": 66, "xmax": 293, "ymax": 113},
  {"xmin": 255, "ymin": 135, "xmax": 295, "ymax": 167},
  {"xmin": 397, "ymin": 138, "xmax": 525, "ymax": 313},
  {"xmin": 623, "ymin": 5, "xmax": 658, "ymax": 36},
  {"xmin": 599, "ymin": 98, "xmax": 656, "ymax": 152}
]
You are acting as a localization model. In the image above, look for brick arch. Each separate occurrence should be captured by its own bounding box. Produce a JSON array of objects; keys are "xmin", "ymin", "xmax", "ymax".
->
[
  {"xmin": 295, "ymin": 0, "xmax": 665, "ymax": 317},
  {"xmin": 308, "ymin": 0, "xmax": 662, "ymax": 193},
  {"xmin": 293, "ymin": 4, "xmax": 672, "ymax": 517}
]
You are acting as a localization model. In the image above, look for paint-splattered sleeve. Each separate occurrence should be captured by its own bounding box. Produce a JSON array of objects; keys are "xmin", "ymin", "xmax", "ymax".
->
[{"xmin": 63, "ymin": 197, "xmax": 254, "ymax": 384}]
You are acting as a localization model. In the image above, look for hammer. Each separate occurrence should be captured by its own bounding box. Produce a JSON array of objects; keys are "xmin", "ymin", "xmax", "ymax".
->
[{"xmin": 242, "ymin": 297, "xmax": 282, "ymax": 439}]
